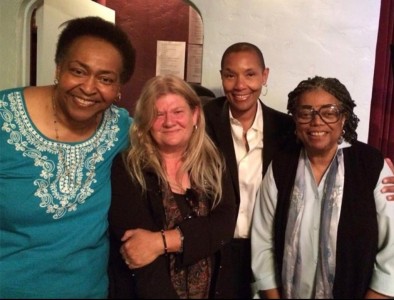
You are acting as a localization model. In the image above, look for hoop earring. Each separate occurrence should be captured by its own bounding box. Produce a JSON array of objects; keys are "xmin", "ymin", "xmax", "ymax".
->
[
  {"xmin": 262, "ymin": 83, "xmax": 268, "ymax": 96},
  {"xmin": 54, "ymin": 79, "xmax": 58, "ymax": 86},
  {"xmin": 115, "ymin": 92, "xmax": 121, "ymax": 102}
]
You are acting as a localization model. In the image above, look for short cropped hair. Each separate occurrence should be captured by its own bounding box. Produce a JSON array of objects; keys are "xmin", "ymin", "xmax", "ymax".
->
[
  {"xmin": 220, "ymin": 42, "xmax": 266, "ymax": 70},
  {"xmin": 55, "ymin": 16, "xmax": 135, "ymax": 84}
]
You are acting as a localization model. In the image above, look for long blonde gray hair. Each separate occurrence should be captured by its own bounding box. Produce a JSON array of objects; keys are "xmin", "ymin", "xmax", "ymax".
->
[{"xmin": 124, "ymin": 74, "xmax": 224, "ymax": 207}]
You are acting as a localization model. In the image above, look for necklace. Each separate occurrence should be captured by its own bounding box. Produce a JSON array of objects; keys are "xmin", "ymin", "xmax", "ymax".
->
[
  {"xmin": 50, "ymin": 90, "xmax": 103, "ymax": 196},
  {"xmin": 51, "ymin": 92, "xmax": 99, "ymax": 141},
  {"xmin": 52, "ymin": 92, "xmax": 60, "ymax": 140}
]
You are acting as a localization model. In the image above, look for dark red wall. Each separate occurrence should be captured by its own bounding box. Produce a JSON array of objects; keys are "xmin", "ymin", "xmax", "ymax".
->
[{"xmin": 104, "ymin": 0, "xmax": 190, "ymax": 115}]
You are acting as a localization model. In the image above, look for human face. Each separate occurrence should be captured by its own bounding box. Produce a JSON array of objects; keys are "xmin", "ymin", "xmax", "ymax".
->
[
  {"xmin": 55, "ymin": 36, "xmax": 123, "ymax": 125},
  {"xmin": 220, "ymin": 51, "xmax": 269, "ymax": 119},
  {"xmin": 295, "ymin": 88, "xmax": 346, "ymax": 157},
  {"xmin": 150, "ymin": 94, "xmax": 199, "ymax": 155}
]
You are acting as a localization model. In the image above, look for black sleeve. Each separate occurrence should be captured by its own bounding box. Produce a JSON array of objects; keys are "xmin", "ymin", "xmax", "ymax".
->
[
  {"xmin": 108, "ymin": 153, "xmax": 178, "ymax": 299},
  {"xmin": 177, "ymin": 169, "xmax": 237, "ymax": 266}
]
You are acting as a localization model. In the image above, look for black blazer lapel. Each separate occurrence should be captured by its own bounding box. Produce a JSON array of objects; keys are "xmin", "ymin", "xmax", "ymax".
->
[
  {"xmin": 262, "ymin": 102, "xmax": 296, "ymax": 176},
  {"xmin": 217, "ymin": 101, "xmax": 240, "ymax": 204}
]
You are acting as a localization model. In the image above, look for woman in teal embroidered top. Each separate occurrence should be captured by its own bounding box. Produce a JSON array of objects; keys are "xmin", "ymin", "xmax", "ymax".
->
[{"xmin": 0, "ymin": 16, "xmax": 135, "ymax": 298}]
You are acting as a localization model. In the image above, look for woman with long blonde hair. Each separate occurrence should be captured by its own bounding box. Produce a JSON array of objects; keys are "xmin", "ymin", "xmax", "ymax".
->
[
  {"xmin": 126, "ymin": 74, "xmax": 223, "ymax": 205},
  {"xmin": 108, "ymin": 75, "xmax": 237, "ymax": 299}
]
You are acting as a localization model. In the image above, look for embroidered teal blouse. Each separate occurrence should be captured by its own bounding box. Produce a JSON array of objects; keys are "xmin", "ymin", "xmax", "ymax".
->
[{"xmin": 0, "ymin": 87, "xmax": 132, "ymax": 298}]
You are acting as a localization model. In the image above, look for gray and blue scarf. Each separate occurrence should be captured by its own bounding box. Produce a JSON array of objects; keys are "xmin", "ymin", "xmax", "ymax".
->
[{"xmin": 282, "ymin": 148, "xmax": 344, "ymax": 298}]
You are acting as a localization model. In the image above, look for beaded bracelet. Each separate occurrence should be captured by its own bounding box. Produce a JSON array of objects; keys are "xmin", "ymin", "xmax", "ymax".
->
[
  {"xmin": 175, "ymin": 226, "xmax": 184, "ymax": 253},
  {"xmin": 160, "ymin": 229, "xmax": 168, "ymax": 255}
]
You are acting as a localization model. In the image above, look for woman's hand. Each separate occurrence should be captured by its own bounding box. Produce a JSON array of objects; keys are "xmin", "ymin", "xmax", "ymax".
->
[
  {"xmin": 381, "ymin": 158, "xmax": 394, "ymax": 201},
  {"xmin": 120, "ymin": 228, "xmax": 163, "ymax": 269}
]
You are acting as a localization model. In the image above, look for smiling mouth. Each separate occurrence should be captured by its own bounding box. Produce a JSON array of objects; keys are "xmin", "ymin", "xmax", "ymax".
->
[
  {"xmin": 74, "ymin": 96, "xmax": 97, "ymax": 107},
  {"xmin": 233, "ymin": 94, "xmax": 250, "ymax": 101},
  {"xmin": 309, "ymin": 131, "xmax": 326, "ymax": 136}
]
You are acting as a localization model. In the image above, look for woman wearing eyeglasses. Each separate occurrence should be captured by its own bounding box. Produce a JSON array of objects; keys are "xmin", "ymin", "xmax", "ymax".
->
[{"xmin": 251, "ymin": 76, "xmax": 394, "ymax": 299}]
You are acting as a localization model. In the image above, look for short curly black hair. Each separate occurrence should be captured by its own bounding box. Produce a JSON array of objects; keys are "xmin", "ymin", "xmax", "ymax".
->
[
  {"xmin": 287, "ymin": 76, "xmax": 360, "ymax": 143},
  {"xmin": 55, "ymin": 16, "xmax": 135, "ymax": 84}
]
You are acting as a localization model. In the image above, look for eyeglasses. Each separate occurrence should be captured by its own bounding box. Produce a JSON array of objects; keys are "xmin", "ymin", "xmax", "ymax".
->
[{"xmin": 293, "ymin": 104, "xmax": 344, "ymax": 124}]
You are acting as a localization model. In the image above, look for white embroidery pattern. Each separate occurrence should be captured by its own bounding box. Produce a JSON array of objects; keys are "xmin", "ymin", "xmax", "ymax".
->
[{"xmin": 0, "ymin": 91, "xmax": 121, "ymax": 219}]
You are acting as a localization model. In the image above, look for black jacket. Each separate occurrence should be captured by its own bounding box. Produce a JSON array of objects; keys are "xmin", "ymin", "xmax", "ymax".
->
[
  {"xmin": 202, "ymin": 97, "xmax": 296, "ymax": 298},
  {"xmin": 108, "ymin": 154, "xmax": 237, "ymax": 299},
  {"xmin": 203, "ymin": 97, "xmax": 296, "ymax": 208}
]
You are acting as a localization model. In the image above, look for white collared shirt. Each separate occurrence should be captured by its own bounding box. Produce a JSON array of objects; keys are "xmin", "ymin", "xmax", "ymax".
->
[{"xmin": 230, "ymin": 102, "xmax": 263, "ymax": 238}]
